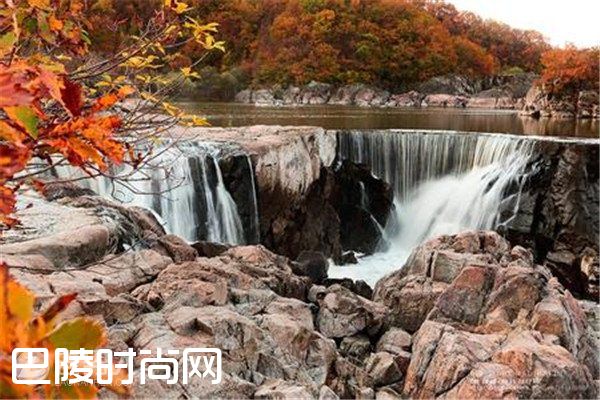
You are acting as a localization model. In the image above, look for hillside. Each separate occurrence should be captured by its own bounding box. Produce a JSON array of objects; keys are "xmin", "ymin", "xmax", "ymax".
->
[{"xmin": 88, "ymin": 0, "xmax": 551, "ymax": 92}]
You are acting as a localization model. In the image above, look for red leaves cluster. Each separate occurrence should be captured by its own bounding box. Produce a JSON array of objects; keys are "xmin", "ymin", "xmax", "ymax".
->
[{"xmin": 0, "ymin": 61, "xmax": 134, "ymax": 228}]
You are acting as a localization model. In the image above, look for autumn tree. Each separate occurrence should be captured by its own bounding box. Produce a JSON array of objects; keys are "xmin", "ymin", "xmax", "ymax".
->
[
  {"xmin": 540, "ymin": 45, "xmax": 599, "ymax": 95},
  {"xmin": 0, "ymin": 0, "xmax": 224, "ymax": 228}
]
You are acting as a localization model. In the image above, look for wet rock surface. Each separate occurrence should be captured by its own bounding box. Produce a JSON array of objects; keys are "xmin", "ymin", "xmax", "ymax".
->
[{"xmin": 260, "ymin": 160, "xmax": 393, "ymax": 262}]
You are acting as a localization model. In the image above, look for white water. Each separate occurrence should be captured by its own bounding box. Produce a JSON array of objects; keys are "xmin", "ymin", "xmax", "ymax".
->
[
  {"xmin": 331, "ymin": 130, "xmax": 536, "ymax": 286},
  {"xmin": 53, "ymin": 143, "xmax": 249, "ymax": 244}
]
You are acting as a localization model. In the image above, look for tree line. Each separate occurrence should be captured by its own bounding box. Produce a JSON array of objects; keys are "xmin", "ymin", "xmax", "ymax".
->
[{"xmin": 86, "ymin": 0, "xmax": 558, "ymax": 91}]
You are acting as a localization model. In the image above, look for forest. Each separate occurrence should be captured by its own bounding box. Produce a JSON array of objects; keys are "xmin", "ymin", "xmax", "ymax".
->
[{"xmin": 87, "ymin": 0, "xmax": 552, "ymax": 89}]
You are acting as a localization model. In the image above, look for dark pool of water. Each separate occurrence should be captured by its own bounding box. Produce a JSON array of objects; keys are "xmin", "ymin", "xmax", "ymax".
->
[{"xmin": 178, "ymin": 102, "xmax": 599, "ymax": 138}]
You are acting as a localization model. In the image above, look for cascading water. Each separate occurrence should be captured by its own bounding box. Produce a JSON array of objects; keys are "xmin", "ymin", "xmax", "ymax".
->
[
  {"xmin": 52, "ymin": 142, "xmax": 252, "ymax": 244},
  {"xmin": 331, "ymin": 130, "xmax": 537, "ymax": 286}
]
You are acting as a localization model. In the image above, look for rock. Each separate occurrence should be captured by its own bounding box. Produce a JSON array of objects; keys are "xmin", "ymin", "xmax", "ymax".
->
[
  {"xmin": 356, "ymin": 387, "xmax": 375, "ymax": 399},
  {"xmin": 42, "ymin": 181, "xmax": 96, "ymax": 201},
  {"xmin": 328, "ymin": 84, "xmax": 364, "ymax": 105},
  {"xmin": 252, "ymin": 89, "xmax": 277, "ymax": 105},
  {"xmin": 323, "ymin": 278, "xmax": 374, "ymax": 300},
  {"xmin": 467, "ymin": 88, "xmax": 515, "ymax": 109},
  {"xmin": 235, "ymin": 89, "xmax": 253, "ymax": 103},
  {"xmin": 260, "ymin": 156, "xmax": 392, "ymax": 261},
  {"xmin": 502, "ymin": 141, "xmax": 599, "ymax": 298},
  {"xmin": 375, "ymin": 387, "xmax": 402, "ymax": 400},
  {"xmin": 418, "ymin": 75, "xmax": 475, "ymax": 96},
  {"xmin": 316, "ymin": 284, "xmax": 388, "ymax": 339},
  {"xmin": 282, "ymin": 86, "xmax": 301, "ymax": 105},
  {"xmin": 354, "ymin": 87, "xmax": 390, "ymax": 107},
  {"xmin": 152, "ymin": 234, "xmax": 197, "ymax": 262},
  {"xmin": 293, "ymin": 251, "xmax": 329, "ymax": 284},
  {"xmin": 374, "ymin": 274, "xmax": 447, "ymax": 333},
  {"xmin": 340, "ymin": 335, "xmax": 372, "ymax": 360},
  {"xmin": 254, "ymin": 380, "xmax": 314, "ymax": 399},
  {"xmin": 340, "ymin": 251, "xmax": 358, "ymax": 264},
  {"xmin": 334, "ymin": 161, "xmax": 394, "ymax": 255},
  {"xmin": 318, "ymin": 385, "xmax": 339, "ymax": 400},
  {"xmin": 372, "ymin": 231, "xmax": 598, "ymax": 398},
  {"xmin": 67, "ymin": 195, "xmax": 166, "ymax": 240},
  {"xmin": 0, "ymin": 224, "xmax": 112, "ymax": 269},
  {"xmin": 300, "ymin": 81, "xmax": 332, "ymax": 105},
  {"xmin": 365, "ymin": 352, "xmax": 403, "ymax": 387},
  {"xmin": 376, "ymin": 328, "xmax": 412, "ymax": 355},
  {"xmin": 191, "ymin": 240, "xmax": 230, "ymax": 258},
  {"xmin": 422, "ymin": 94, "xmax": 468, "ymax": 108},
  {"xmin": 480, "ymin": 72, "xmax": 536, "ymax": 98},
  {"xmin": 577, "ymin": 90, "xmax": 599, "ymax": 118},
  {"xmin": 385, "ymin": 91, "xmax": 423, "ymax": 107},
  {"xmin": 520, "ymin": 84, "xmax": 586, "ymax": 119}
]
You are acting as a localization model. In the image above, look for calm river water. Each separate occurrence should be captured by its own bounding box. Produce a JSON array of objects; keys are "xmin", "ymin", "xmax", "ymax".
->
[{"xmin": 178, "ymin": 102, "xmax": 599, "ymax": 138}]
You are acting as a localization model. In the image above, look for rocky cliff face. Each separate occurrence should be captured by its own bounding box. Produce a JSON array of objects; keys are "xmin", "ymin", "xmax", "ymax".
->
[{"xmin": 501, "ymin": 139, "xmax": 599, "ymax": 299}]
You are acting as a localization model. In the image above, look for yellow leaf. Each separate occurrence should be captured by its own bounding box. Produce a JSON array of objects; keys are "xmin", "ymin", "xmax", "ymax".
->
[
  {"xmin": 162, "ymin": 102, "xmax": 182, "ymax": 117},
  {"xmin": 173, "ymin": 0, "xmax": 191, "ymax": 14},
  {"xmin": 28, "ymin": 0, "xmax": 50, "ymax": 8},
  {"xmin": 7, "ymin": 278, "xmax": 35, "ymax": 323},
  {"xmin": 47, "ymin": 318, "xmax": 106, "ymax": 350},
  {"xmin": 180, "ymin": 67, "xmax": 200, "ymax": 79}
]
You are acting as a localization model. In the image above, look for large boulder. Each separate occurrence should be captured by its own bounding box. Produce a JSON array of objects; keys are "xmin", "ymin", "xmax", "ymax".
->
[
  {"xmin": 261, "ymin": 159, "xmax": 393, "ymax": 262},
  {"xmin": 300, "ymin": 81, "xmax": 333, "ymax": 105},
  {"xmin": 385, "ymin": 91, "xmax": 423, "ymax": 108},
  {"xmin": 328, "ymin": 84, "xmax": 365, "ymax": 105},
  {"xmin": 354, "ymin": 87, "xmax": 390, "ymax": 107},
  {"xmin": 467, "ymin": 88, "xmax": 516, "ymax": 109},
  {"xmin": 333, "ymin": 162, "xmax": 394, "ymax": 255},
  {"xmin": 372, "ymin": 231, "xmax": 598, "ymax": 398},
  {"xmin": 421, "ymin": 94, "xmax": 468, "ymax": 108},
  {"xmin": 316, "ymin": 284, "xmax": 388, "ymax": 339}
]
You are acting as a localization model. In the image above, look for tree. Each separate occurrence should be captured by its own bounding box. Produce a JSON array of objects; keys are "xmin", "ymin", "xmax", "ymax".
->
[
  {"xmin": 540, "ymin": 45, "xmax": 599, "ymax": 95},
  {"xmin": 0, "ymin": 0, "xmax": 224, "ymax": 228}
]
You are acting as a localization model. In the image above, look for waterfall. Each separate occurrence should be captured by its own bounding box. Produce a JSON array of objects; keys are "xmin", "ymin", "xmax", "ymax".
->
[
  {"xmin": 332, "ymin": 129, "xmax": 537, "ymax": 285},
  {"xmin": 53, "ymin": 143, "xmax": 247, "ymax": 244}
]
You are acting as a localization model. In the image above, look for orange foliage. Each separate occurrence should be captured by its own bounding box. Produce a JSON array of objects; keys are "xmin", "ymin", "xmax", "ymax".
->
[
  {"xmin": 0, "ymin": 0, "xmax": 221, "ymax": 229},
  {"xmin": 0, "ymin": 263, "xmax": 128, "ymax": 398},
  {"xmin": 540, "ymin": 45, "xmax": 599, "ymax": 95},
  {"xmin": 86, "ymin": 0, "xmax": 551, "ymax": 90}
]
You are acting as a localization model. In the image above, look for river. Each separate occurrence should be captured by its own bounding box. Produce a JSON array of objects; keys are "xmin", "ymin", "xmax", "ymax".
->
[{"xmin": 178, "ymin": 102, "xmax": 599, "ymax": 138}]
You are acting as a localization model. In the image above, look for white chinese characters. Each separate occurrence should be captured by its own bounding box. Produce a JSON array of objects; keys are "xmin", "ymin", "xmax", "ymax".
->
[{"xmin": 12, "ymin": 347, "xmax": 222, "ymax": 386}]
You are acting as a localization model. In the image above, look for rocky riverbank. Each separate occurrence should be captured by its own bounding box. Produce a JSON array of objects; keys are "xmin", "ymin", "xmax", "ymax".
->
[
  {"xmin": 234, "ymin": 74, "xmax": 599, "ymax": 119},
  {"xmin": 1, "ymin": 190, "xmax": 598, "ymax": 398}
]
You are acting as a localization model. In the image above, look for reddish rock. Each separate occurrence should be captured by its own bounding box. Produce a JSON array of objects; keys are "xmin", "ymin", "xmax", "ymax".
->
[{"xmin": 316, "ymin": 284, "xmax": 388, "ymax": 339}]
